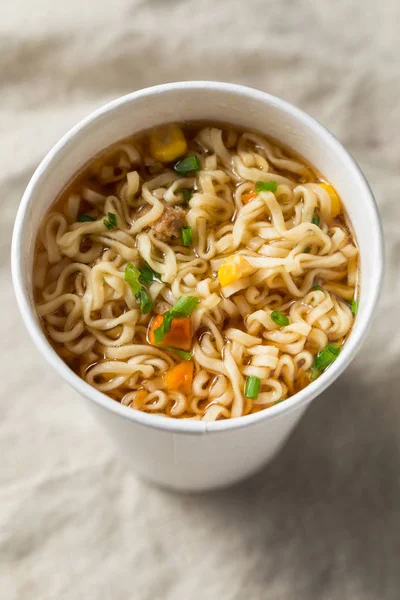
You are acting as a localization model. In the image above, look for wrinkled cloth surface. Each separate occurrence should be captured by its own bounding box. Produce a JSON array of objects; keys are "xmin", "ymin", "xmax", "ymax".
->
[{"xmin": 1, "ymin": 1, "xmax": 400, "ymax": 598}]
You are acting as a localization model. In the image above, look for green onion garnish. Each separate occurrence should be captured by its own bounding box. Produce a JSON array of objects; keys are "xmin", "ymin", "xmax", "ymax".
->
[
  {"xmin": 124, "ymin": 263, "xmax": 142, "ymax": 294},
  {"xmin": 245, "ymin": 376, "xmax": 261, "ymax": 399},
  {"xmin": 314, "ymin": 284, "xmax": 322, "ymax": 291},
  {"xmin": 139, "ymin": 262, "xmax": 161, "ymax": 286},
  {"xmin": 135, "ymin": 289, "xmax": 153, "ymax": 314},
  {"xmin": 351, "ymin": 299, "xmax": 358, "ymax": 315},
  {"xmin": 170, "ymin": 295, "xmax": 199, "ymax": 317},
  {"xmin": 271, "ymin": 310, "xmax": 289, "ymax": 326},
  {"xmin": 165, "ymin": 348, "xmax": 192, "ymax": 360},
  {"xmin": 77, "ymin": 214, "xmax": 95, "ymax": 222},
  {"xmin": 312, "ymin": 215, "xmax": 321, "ymax": 227},
  {"xmin": 311, "ymin": 343, "xmax": 341, "ymax": 379},
  {"xmin": 255, "ymin": 181, "xmax": 278, "ymax": 193},
  {"xmin": 182, "ymin": 226, "xmax": 193, "ymax": 246},
  {"xmin": 125, "ymin": 262, "xmax": 160, "ymax": 314},
  {"xmin": 154, "ymin": 325, "xmax": 165, "ymax": 344},
  {"xmin": 304, "ymin": 247, "xmax": 311, "ymax": 253},
  {"xmin": 181, "ymin": 189, "xmax": 193, "ymax": 204},
  {"xmin": 104, "ymin": 212, "xmax": 117, "ymax": 230},
  {"xmin": 161, "ymin": 311, "xmax": 174, "ymax": 335},
  {"xmin": 154, "ymin": 296, "xmax": 199, "ymax": 343},
  {"xmin": 174, "ymin": 155, "xmax": 201, "ymax": 175}
]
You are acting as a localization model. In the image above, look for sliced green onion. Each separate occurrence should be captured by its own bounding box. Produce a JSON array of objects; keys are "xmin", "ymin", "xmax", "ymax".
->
[
  {"xmin": 164, "ymin": 348, "xmax": 192, "ymax": 360},
  {"xmin": 314, "ymin": 283, "xmax": 322, "ymax": 291},
  {"xmin": 154, "ymin": 296, "xmax": 199, "ymax": 343},
  {"xmin": 77, "ymin": 214, "xmax": 95, "ymax": 222},
  {"xmin": 162, "ymin": 311, "xmax": 174, "ymax": 335},
  {"xmin": 170, "ymin": 296, "xmax": 199, "ymax": 317},
  {"xmin": 182, "ymin": 226, "xmax": 193, "ymax": 246},
  {"xmin": 124, "ymin": 263, "xmax": 142, "ymax": 294},
  {"xmin": 255, "ymin": 181, "xmax": 278, "ymax": 193},
  {"xmin": 312, "ymin": 215, "xmax": 321, "ymax": 227},
  {"xmin": 135, "ymin": 289, "xmax": 153, "ymax": 314},
  {"xmin": 174, "ymin": 155, "xmax": 201, "ymax": 175},
  {"xmin": 181, "ymin": 189, "xmax": 193, "ymax": 204},
  {"xmin": 245, "ymin": 376, "xmax": 261, "ymax": 399},
  {"xmin": 154, "ymin": 325, "xmax": 165, "ymax": 344},
  {"xmin": 351, "ymin": 299, "xmax": 358, "ymax": 315},
  {"xmin": 311, "ymin": 343, "xmax": 341, "ymax": 379},
  {"xmin": 304, "ymin": 246, "xmax": 311, "ymax": 253},
  {"xmin": 104, "ymin": 212, "xmax": 117, "ymax": 230},
  {"xmin": 310, "ymin": 365, "xmax": 320, "ymax": 380},
  {"xmin": 125, "ymin": 261, "xmax": 159, "ymax": 314},
  {"xmin": 139, "ymin": 262, "xmax": 161, "ymax": 286},
  {"xmin": 271, "ymin": 310, "xmax": 289, "ymax": 326},
  {"xmin": 154, "ymin": 313, "xmax": 171, "ymax": 342}
]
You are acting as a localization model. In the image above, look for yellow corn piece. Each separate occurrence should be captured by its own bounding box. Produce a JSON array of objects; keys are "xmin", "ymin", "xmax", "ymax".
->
[
  {"xmin": 218, "ymin": 254, "xmax": 254, "ymax": 287},
  {"xmin": 319, "ymin": 182, "xmax": 341, "ymax": 217},
  {"xmin": 149, "ymin": 125, "xmax": 187, "ymax": 162}
]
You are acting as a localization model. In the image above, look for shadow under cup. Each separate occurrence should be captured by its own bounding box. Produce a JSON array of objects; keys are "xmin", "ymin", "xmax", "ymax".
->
[{"xmin": 11, "ymin": 82, "xmax": 384, "ymax": 491}]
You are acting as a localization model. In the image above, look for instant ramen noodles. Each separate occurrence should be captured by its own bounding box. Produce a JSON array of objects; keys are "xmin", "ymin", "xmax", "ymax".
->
[{"xmin": 34, "ymin": 122, "xmax": 359, "ymax": 420}]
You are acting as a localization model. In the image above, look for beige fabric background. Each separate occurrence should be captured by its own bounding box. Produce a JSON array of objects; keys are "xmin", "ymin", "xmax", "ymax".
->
[{"xmin": 1, "ymin": 1, "xmax": 399, "ymax": 598}]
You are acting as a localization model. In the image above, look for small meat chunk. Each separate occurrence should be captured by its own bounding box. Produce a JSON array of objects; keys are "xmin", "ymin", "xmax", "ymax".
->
[
  {"xmin": 132, "ymin": 202, "xmax": 187, "ymax": 242},
  {"xmin": 154, "ymin": 301, "xmax": 171, "ymax": 315},
  {"xmin": 151, "ymin": 205, "xmax": 187, "ymax": 242}
]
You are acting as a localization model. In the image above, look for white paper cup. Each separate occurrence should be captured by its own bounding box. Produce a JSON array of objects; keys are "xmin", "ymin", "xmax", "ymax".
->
[{"xmin": 11, "ymin": 82, "xmax": 384, "ymax": 492}]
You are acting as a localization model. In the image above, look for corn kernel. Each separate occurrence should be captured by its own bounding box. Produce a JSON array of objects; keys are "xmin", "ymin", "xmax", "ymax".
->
[
  {"xmin": 149, "ymin": 125, "xmax": 187, "ymax": 162},
  {"xmin": 319, "ymin": 182, "xmax": 341, "ymax": 217},
  {"xmin": 218, "ymin": 254, "xmax": 254, "ymax": 287}
]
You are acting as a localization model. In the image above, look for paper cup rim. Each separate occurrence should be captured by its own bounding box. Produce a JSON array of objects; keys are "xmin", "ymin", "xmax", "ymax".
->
[{"xmin": 11, "ymin": 81, "xmax": 384, "ymax": 434}]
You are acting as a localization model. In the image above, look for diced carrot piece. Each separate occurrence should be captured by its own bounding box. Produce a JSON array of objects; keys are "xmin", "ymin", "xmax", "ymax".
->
[
  {"xmin": 148, "ymin": 315, "xmax": 192, "ymax": 351},
  {"xmin": 148, "ymin": 315, "xmax": 164, "ymax": 344},
  {"xmin": 242, "ymin": 191, "xmax": 257, "ymax": 205},
  {"xmin": 162, "ymin": 317, "xmax": 192, "ymax": 351},
  {"xmin": 164, "ymin": 361, "xmax": 194, "ymax": 394}
]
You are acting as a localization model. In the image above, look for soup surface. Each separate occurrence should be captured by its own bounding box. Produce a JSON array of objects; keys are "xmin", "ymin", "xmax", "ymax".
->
[{"xmin": 34, "ymin": 122, "xmax": 359, "ymax": 420}]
